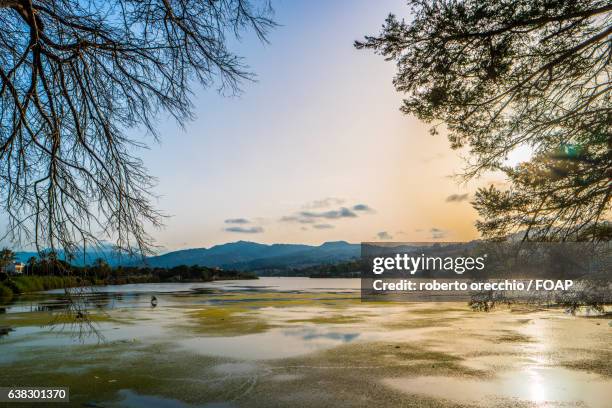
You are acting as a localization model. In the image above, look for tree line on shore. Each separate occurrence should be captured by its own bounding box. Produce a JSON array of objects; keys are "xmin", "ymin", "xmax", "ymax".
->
[{"xmin": 0, "ymin": 247, "xmax": 256, "ymax": 301}]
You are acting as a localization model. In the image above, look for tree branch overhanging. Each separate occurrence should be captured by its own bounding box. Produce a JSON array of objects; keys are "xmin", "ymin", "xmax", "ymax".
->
[
  {"xmin": 0, "ymin": 0, "xmax": 276, "ymax": 257},
  {"xmin": 357, "ymin": 0, "xmax": 611, "ymax": 241}
]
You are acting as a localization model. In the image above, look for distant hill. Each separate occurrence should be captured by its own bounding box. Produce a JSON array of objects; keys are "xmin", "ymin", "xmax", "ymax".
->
[
  {"xmin": 15, "ymin": 243, "xmax": 139, "ymax": 267},
  {"xmin": 140, "ymin": 240, "xmax": 361, "ymax": 271}
]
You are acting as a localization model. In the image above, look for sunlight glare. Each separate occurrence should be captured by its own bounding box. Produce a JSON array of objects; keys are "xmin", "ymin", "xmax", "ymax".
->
[
  {"xmin": 504, "ymin": 144, "xmax": 535, "ymax": 167},
  {"xmin": 526, "ymin": 367, "xmax": 547, "ymax": 403}
]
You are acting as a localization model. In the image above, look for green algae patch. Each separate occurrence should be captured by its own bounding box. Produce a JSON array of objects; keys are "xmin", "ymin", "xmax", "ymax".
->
[
  {"xmin": 383, "ymin": 317, "xmax": 454, "ymax": 330},
  {"xmin": 172, "ymin": 291, "xmax": 374, "ymax": 335},
  {"xmin": 275, "ymin": 341, "xmax": 479, "ymax": 378},
  {"xmin": 0, "ymin": 342, "xmax": 246, "ymax": 407},
  {"xmin": 0, "ymin": 337, "xmax": 480, "ymax": 407},
  {"xmin": 0, "ymin": 311, "xmax": 119, "ymax": 328},
  {"xmin": 494, "ymin": 331, "xmax": 534, "ymax": 343},
  {"xmin": 562, "ymin": 359, "xmax": 612, "ymax": 378},
  {"xmin": 246, "ymin": 375, "xmax": 464, "ymax": 408},
  {"xmin": 408, "ymin": 306, "xmax": 471, "ymax": 315},
  {"xmin": 561, "ymin": 350, "xmax": 612, "ymax": 378},
  {"xmin": 181, "ymin": 306, "xmax": 271, "ymax": 336},
  {"xmin": 241, "ymin": 342, "xmax": 485, "ymax": 408},
  {"xmin": 198, "ymin": 291, "xmax": 360, "ymax": 308}
]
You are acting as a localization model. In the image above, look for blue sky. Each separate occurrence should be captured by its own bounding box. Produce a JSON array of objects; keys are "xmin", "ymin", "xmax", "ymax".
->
[
  {"xmin": 132, "ymin": 0, "xmax": 492, "ymax": 251},
  {"xmin": 3, "ymin": 0, "xmax": 506, "ymax": 252}
]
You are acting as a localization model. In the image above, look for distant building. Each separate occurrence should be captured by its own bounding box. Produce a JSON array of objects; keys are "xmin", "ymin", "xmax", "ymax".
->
[{"xmin": 1, "ymin": 262, "xmax": 25, "ymax": 275}]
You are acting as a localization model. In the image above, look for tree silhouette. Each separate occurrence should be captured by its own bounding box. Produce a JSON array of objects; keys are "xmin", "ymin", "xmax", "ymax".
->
[
  {"xmin": 357, "ymin": 0, "xmax": 611, "ymax": 241},
  {"xmin": 0, "ymin": 0, "xmax": 275, "ymax": 255},
  {"xmin": 92, "ymin": 257, "xmax": 110, "ymax": 279},
  {"xmin": 0, "ymin": 247, "xmax": 16, "ymax": 268},
  {"xmin": 26, "ymin": 256, "xmax": 37, "ymax": 275}
]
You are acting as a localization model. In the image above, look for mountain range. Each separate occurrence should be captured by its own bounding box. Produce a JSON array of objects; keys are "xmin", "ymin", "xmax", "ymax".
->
[
  {"xmin": 140, "ymin": 240, "xmax": 360, "ymax": 271},
  {"xmin": 15, "ymin": 243, "xmax": 138, "ymax": 267},
  {"xmin": 14, "ymin": 240, "xmax": 361, "ymax": 271}
]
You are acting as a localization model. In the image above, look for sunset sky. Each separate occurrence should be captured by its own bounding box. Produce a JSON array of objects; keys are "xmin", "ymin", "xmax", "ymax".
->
[
  {"xmin": 1, "ymin": 0, "xmax": 522, "ymax": 252},
  {"xmin": 135, "ymin": 0, "xmax": 513, "ymax": 251}
]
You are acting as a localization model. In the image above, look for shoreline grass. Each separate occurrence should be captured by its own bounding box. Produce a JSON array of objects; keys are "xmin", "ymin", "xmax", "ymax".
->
[
  {"xmin": 0, "ymin": 271, "xmax": 258, "ymax": 304},
  {"xmin": 0, "ymin": 275, "xmax": 82, "ymax": 302}
]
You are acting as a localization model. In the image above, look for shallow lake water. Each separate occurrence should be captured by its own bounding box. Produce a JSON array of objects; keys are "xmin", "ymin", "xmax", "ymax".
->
[{"xmin": 0, "ymin": 278, "xmax": 610, "ymax": 407}]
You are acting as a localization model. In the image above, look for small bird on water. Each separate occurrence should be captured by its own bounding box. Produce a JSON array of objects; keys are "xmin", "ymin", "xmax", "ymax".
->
[{"xmin": 151, "ymin": 296, "xmax": 158, "ymax": 307}]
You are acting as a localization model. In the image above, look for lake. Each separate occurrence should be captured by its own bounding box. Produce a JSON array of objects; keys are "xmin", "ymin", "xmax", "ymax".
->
[{"xmin": 0, "ymin": 278, "xmax": 610, "ymax": 407}]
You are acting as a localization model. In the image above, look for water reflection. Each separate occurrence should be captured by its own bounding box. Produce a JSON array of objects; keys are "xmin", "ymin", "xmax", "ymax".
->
[
  {"xmin": 298, "ymin": 330, "xmax": 360, "ymax": 342},
  {"xmin": 2, "ymin": 278, "xmax": 359, "ymax": 312},
  {"xmin": 383, "ymin": 367, "xmax": 611, "ymax": 408},
  {"xmin": 0, "ymin": 279, "xmax": 610, "ymax": 407},
  {"xmin": 114, "ymin": 389, "xmax": 220, "ymax": 408},
  {"xmin": 177, "ymin": 326, "xmax": 361, "ymax": 360}
]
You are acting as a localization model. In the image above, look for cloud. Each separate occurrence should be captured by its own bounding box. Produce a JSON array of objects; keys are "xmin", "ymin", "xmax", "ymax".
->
[
  {"xmin": 377, "ymin": 231, "xmax": 393, "ymax": 240},
  {"xmin": 352, "ymin": 204, "xmax": 374, "ymax": 213},
  {"xmin": 281, "ymin": 202, "xmax": 373, "ymax": 226},
  {"xmin": 224, "ymin": 226, "xmax": 264, "ymax": 234},
  {"xmin": 282, "ymin": 206, "xmax": 358, "ymax": 224},
  {"xmin": 302, "ymin": 197, "xmax": 345, "ymax": 209},
  {"xmin": 445, "ymin": 194, "xmax": 469, "ymax": 203},
  {"xmin": 313, "ymin": 224, "xmax": 334, "ymax": 229},
  {"xmin": 280, "ymin": 216, "xmax": 315, "ymax": 224},
  {"xmin": 224, "ymin": 218, "xmax": 250, "ymax": 224},
  {"xmin": 300, "ymin": 207, "xmax": 357, "ymax": 220},
  {"xmin": 430, "ymin": 228, "xmax": 447, "ymax": 239}
]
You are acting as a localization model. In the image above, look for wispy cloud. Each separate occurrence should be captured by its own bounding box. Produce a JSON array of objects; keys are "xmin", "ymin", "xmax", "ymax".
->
[
  {"xmin": 352, "ymin": 204, "xmax": 374, "ymax": 213},
  {"xmin": 282, "ymin": 206, "xmax": 362, "ymax": 224},
  {"xmin": 430, "ymin": 228, "xmax": 446, "ymax": 239},
  {"xmin": 302, "ymin": 197, "xmax": 345, "ymax": 209},
  {"xmin": 377, "ymin": 231, "xmax": 393, "ymax": 240},
  {"xmin": 280, "ymin": 216, "xmax": 316, "ymax": 224},
  {"xmin": 224, "ymin": 218, "xmax": 250, "ymax": 224},
  {"xmin": 225, "ymin": 226, "xmax": 264, "ymax": 234},
  {"xmin": 301, "ymin": 207, "xmax": 357, "ymax": 220},
  {"xmin": 313, "ymin": 224, "xmax": 334, "ymax": 229},
  {"xmin": 281, "ymin": 202, "xmax": 374, "ymax": 231},
  {"xmin": 445, "ymin": 194, "xmax": 469, "ymax": 203}
]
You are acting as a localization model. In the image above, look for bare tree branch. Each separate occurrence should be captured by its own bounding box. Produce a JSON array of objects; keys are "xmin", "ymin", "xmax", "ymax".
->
[{"xmin": 0, "ymin": 0, "xmax": 276, "ymax": 257}]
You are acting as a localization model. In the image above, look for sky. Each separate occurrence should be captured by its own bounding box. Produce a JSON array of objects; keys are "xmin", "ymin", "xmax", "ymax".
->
[
  {"xmin": 3, "ymin": 0, "xmax": 520, "ymax": 252},
  {"xmin": 134, "ymin": 0, "xmax": 511, "ymax": 251}
]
